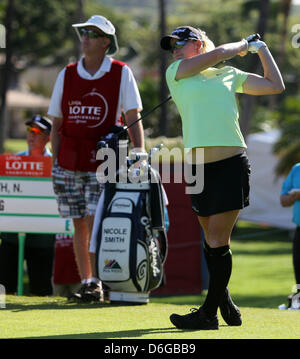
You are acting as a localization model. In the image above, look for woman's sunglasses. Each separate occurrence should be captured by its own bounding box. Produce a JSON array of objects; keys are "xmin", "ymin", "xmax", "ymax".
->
[
  {"xmin": 79, "ymin": 28, "xmax": 106, "ymax": 39},
  {"xmin": 170, "ymin": 39, "xmax": 199, "ymax": 52},
  {"xmin": 27, "ymin": 127, "xmax": 43, "ymax": 135}
]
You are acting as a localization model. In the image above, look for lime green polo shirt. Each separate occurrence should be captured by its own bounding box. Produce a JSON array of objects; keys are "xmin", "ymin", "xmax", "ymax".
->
[{"xmin": 166, "ymin": 60, "xmax": 250, "ymax": 149}]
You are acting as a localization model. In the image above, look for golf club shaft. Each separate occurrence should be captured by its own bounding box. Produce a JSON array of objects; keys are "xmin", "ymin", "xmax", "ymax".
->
[{"xmin": 120, "ymin": 96, "xmax": 172, "ymax": 137}]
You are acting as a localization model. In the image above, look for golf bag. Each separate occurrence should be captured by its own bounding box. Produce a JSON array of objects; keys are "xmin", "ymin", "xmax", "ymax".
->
[{"xmin": 94, "ymin": 127, "xmax": 168, "ymax": 303}]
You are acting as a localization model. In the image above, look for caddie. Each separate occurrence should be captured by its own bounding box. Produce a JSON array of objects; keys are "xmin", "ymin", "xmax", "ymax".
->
[{"xmin": 48, "ymin": 14, "xmax": 144, "ymax": 301}]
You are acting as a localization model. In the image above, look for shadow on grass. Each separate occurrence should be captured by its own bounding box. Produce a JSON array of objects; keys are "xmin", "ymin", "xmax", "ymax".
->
[
  {"xmin": 151, "ymin": 294, "xmax": 288, "ymax": 309},
  {"xmin": 233, "ymin": 228, "xmax": 292, "ymax": 240},
  {"xmin": 22, "ymin": 327, "xmax": 179, "ymax": 339},
  {"xmin": 5, "ymin": 291, "xmax": 288, "ymax": 312},
  {"xmin": 226, "ymin": 294, "xmax": 287, "ymax": 309},
  {"xmin": 232, "ymin": 247, "xmax": 292, "ymax": 256},
  {"xmin": 5, "ymin": 300, "xmax": 148, "ymax": 312}
]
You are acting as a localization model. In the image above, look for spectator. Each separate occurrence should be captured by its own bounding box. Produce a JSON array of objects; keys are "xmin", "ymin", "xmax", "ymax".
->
[
  {"xmin": 48, "ymin": 15, "xmax": 144, "ymax": 301},
  {"xmin": 0, "ymin": 115, "xmax": 55, "ymax": 296},
  {"xmin": 280, "ymin": 163, "xmax": 300, "ymax": 308}
]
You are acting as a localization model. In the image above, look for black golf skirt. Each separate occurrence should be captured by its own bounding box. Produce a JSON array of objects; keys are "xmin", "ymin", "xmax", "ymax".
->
[{"xmin": 187, "ymin": 153, "xmax": 251, "ymax": 217}]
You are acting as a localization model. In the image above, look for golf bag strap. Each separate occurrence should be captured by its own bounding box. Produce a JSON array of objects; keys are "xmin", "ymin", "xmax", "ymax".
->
[
  {"xmin": 150, "ymin": 167, "xmax": 165, "ymax": 230},
  {"xmin": 158, "ymin": 230, "xmax": 168, "ymax": 265}
]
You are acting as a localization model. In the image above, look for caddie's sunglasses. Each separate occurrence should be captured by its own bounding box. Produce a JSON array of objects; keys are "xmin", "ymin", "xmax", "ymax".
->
[
  {"xmin": 79, "ymin": 28, "xmax": 106, "ymax": 39},
  {"xmin": 27, "ymin": 127, "xmax": 43, "ymax": 135}
]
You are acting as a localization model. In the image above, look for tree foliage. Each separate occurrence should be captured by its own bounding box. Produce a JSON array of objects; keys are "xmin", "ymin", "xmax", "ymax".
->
[
  {"xmin": 0, "ymin": 1, "xmax": 78, "ymax": 68},
  {"xmin": 273, "ymin": 91, "xmax": 300, "ymax": 175},
  {"xmin": 0, "ymin": 0, "xmax": 299, "ymax": 171}
]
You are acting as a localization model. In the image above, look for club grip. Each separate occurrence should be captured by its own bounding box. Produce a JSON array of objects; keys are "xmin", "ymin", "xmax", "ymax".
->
[{"xmin": 246, "ymin": 33, "xmax": 261, "ymax": 43}]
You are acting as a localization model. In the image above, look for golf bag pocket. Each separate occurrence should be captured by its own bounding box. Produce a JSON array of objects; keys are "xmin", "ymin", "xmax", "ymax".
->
[{"xmin": 99, "ymin": 216, "xmax": 132, "ymax": 282}]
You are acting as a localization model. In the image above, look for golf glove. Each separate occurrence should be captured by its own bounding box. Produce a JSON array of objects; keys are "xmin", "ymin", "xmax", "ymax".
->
[
  {"xmin": 248, "ymin": 40, "xmax": 267, "ymax": 53},
  {"xmin": 245, "ymin": 33, "xmax": 261, "ymax": 43}
]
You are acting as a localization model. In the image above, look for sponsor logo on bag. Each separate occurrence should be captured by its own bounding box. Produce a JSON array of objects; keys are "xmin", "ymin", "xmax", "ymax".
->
[
  {"xmin": 111, "ymin": 198, "xmax": 133, "ymax": 213},
  {"xmin": 137, "ymin": 260, "xmax": 147, "ymax": 281},
  {"xmin": 141, "ymin": 216, "xmax": 152, "ymax": 239},
  {"xmin": 103, "ymin": 259, "xmax": 122, "ymax": 273},
  {"xmin": 149, "ymin": 240, "xmax": 161, "ymax": 277}
]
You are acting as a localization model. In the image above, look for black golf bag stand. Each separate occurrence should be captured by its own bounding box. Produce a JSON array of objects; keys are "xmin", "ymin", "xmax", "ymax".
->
[{"xmin": 94, "ymin": 126, "xmax": 168, "ymax": 304}]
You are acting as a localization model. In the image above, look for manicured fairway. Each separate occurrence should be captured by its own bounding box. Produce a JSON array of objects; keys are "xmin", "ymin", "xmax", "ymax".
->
[{"xmin": 1, "ymin": 222, "xmax": 299, "ymax": 339}]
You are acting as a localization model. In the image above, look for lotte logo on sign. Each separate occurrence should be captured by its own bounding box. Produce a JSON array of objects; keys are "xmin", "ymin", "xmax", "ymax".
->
[
  {"xmin": 0, "ymin": 155, "xmax": 52, "ymax": 177},
  {"xmin": 6, "ymin": 160, "xmax": 43, "ymax": 171}
]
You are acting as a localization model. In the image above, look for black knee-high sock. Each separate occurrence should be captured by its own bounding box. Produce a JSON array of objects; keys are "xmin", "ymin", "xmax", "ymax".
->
[
  {"xmin": 201, "ymin": 243, "xmax": 232, "ymax": 318},
  {"xmin": 203, "ymin": 240, "xmax": 213, "ymax": 272},
  {"xmin": 293, "ymin": 228, "xmax": 300, "ymax": 290},
  {"xmin": 203, "ymin": 241, "xmax": 231, "ymax": 300}
]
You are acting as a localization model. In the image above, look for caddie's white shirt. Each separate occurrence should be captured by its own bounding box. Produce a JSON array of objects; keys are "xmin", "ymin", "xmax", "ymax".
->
[{"xmin": 48, "ymin": 56, "xmax": 143, "ymax": 120}]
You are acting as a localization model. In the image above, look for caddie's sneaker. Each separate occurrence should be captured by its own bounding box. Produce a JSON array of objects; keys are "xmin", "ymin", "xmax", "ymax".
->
[
  {"xmin": 83, "ymin": 282, "xmax": 104, "ymax": 302},
  {"xmin": 170, "ymin": 307, "xmax": 219, "ymax": 330},
  {"xmin": 68, "ymin": 283, "xmax": 89, "ymax": 301},
  {"xmin": 219, "ymin": 289, "xmax": 242, "ymax": 326}
]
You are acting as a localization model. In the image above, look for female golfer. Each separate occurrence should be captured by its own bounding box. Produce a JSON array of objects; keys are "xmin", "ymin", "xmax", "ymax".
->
[{"xmin": 160, "ymin": 26, "xmax": 284, "ymax": 330}]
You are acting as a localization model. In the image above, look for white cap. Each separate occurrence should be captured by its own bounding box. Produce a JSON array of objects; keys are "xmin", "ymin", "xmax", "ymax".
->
[{"xmin": 72, "ymin": 15, "xmax": 119, "ymax": 56}]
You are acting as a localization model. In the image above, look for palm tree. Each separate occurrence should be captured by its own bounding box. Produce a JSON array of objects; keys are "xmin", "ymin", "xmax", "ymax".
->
[
  {"xmin": 273, "ymin": 0, "xmax": 298, "ymax": 177},
  {"xmin": 240, "ymin": 0, "xmax": 270, "ymax": 138},
  {"xmin": 274, "ymin": 93, "xmax": 300, "ymax": 176},
  {"xmin": 275, "ymin": 141, "xmax": 300, "ymax": 176},
  {"xmin": 74, "ymin": 0, "xmax": 86, "ymax": 59},
  {"xmin": 158, "ymin": 0, "xmax": 169, "ymax": 136},
  {"xmin": 0, "ymin": 0, "xmax": 15, "ymax": 153}
]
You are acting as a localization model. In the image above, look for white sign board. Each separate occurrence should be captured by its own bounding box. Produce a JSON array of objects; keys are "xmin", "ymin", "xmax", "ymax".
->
[
  {"xmin": 240, "ymin": 130, "xmax": 294, "ymax": 230},
  {"xmin": 0, "ymin": 155, "xmax": 73, "ymax": 234}
]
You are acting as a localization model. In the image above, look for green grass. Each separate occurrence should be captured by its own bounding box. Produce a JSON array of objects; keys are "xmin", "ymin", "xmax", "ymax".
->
[
  {"xmin": 1, "ymin": 221, "xmax": 299, "ymax": 339},
  {"xmin": 1, "ymin": 298, "xmax": 299, "ymax": 339},
  {"xmin": 4, "ymin": 139, "xmax": 27, "ymax": 154}
]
